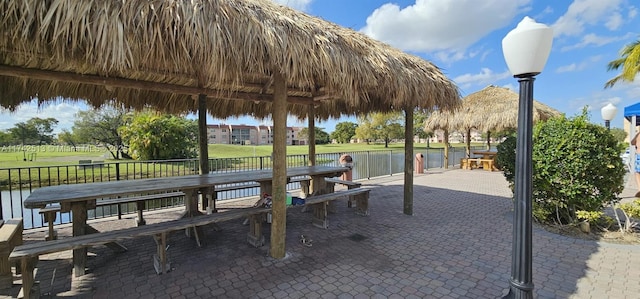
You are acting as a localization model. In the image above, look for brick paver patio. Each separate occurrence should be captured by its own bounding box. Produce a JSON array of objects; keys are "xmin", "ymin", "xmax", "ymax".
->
[{"xmin": 2, "ymin": 168, "xmax": 639, "ymax": 298}]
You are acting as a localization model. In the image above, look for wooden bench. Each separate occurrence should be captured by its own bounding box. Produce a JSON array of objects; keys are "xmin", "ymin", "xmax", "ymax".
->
[
  {"xmin": 304, "ymin": 188, "xmax": 370, "ymax": 229},
  {"xmin": 478, "ymin": 159, "xmax": 496, "ymax": 171},
  {"xmin": 325, "ymin": 178, "xmax": 362, "ymax": 208},
  {"xmin": 0, "ymin": 218, "xmax": 23, "ymax": 290},
  {"xmin": 39, "ymin": 191, "xmax": 187, "ymax": 240},
  {"xmin": 11, "ymin": 207, "xmax": 270, "ymax": 298},
  {"xmin": 460, "ymin": 158, "xmax": 480, "ymax": 170},
  {"xmin": 77, "ymin": 160, "xmax": 92, "ymax": 169}
]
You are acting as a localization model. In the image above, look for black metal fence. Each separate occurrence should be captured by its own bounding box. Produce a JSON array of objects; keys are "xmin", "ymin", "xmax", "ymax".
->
[{"xmin": 0, "ymin": 147, "xmax": 482, "ymax": 229}]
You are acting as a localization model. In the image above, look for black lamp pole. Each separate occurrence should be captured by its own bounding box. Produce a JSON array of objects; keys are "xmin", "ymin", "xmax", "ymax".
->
[
  {"xmin": 504, "ymin": 75, "xmax": 536, "ymax": 299},
  {"xmin": 604, "ymin": 120, "xmax": 611, "ymax": 130},
  {"xmin": 502, "ymin": 16, "xmax": 552, "ymax": 299}
]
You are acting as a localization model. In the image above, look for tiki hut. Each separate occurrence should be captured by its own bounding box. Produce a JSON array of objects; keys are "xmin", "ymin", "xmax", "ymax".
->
[
  {"xmin": 425, "ymin": 85, "xmax": 561, "ymax": 162},
  {"xmin": 0, "ymin": 0, "xmax": 460, "ymax": 258},
  {"xmin": 423, "ymin": 109, "xmax": 460, "ymax": 169}
]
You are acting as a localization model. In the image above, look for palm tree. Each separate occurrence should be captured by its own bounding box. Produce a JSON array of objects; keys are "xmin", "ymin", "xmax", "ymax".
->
[{"xmin": 605, "ymin": 39, "xmax": 640, "ymax": 88}]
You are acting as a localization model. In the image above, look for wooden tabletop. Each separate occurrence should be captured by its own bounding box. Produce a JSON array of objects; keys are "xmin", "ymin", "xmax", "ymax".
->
[
  {"xmin": 472, "ymin": 151, "xmax": 497, "ymax": 155},
  {"xmin": 24, "ymin": 166, "xmax": 348, "ymax": 209}
]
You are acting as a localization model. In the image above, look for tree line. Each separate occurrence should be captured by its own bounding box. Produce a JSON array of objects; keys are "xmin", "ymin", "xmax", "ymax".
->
[
  {"xmin": 0, "ymin": 107, "xmax": 429, "ymax": 161},
  {"xmin": 0, "ymin": 105, "xmax": 198, "ymax": 160}
]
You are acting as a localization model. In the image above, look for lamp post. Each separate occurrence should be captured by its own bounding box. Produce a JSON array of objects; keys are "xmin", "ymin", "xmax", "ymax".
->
[
  {"xmin": 501, "ymin": 17, "xmax": 553, "ymax": 299},
  {"xmin": 601, "ymin": 103, "xmax": 618, "ymax": 130}
]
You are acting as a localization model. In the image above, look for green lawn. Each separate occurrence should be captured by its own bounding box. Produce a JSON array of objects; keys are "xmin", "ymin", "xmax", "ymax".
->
[
  {"xmin": 207, "ymin": 142, "xmax": 479, "ymax": 158},
  {"xmin": 0, "ymin": 142, "xmax": 484, "ymax": 190},
  {"xmin": 0, "ymin": 142, "xmax": 482, "ymax": 167}
]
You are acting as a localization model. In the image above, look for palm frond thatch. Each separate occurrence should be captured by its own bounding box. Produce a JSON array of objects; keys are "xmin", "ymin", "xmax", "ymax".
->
[
  {"xmin": 424, "ymin": 85, "xmax": 561, "ymax": 133},
  {"xmin": 0, "ymin": 0, "xmax": 460, "ymax": 117}
]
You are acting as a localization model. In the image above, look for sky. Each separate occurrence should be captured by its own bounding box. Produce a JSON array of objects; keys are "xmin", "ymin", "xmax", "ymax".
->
[{"xmin": 1, "ymin": 0, "xmax": 639, "ymax": 134}]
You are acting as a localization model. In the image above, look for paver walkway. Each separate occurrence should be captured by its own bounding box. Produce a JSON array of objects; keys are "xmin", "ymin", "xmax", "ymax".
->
[{"xmin": 2, "ymin": 168, "xmax": 639, "ymax": 298}]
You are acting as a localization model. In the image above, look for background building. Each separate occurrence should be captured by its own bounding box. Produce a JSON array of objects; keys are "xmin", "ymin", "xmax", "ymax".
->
[{"xmin": 206, "ymin": 124, "xmax": 305, "ymax": 145}]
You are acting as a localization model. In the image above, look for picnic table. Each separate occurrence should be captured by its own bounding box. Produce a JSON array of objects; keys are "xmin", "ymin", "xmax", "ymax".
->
[
  {"xmin": 471, "ymin": 151, "xmax": 498, "ymax": 171},
  {"xmin": 22, "ymin": 165, "xmax": 348, "ymax": 277}
]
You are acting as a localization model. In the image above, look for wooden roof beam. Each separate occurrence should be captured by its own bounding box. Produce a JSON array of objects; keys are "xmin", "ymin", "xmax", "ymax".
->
[{"xmin": 0, "ymin": 64, "xmax": 317, "ymax": 104}]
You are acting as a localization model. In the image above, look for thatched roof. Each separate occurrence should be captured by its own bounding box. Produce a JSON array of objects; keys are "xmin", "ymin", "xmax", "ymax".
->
[
  {"xmin": 0, "ymin": 0, "xmax": 460, "ymax": 119},
  {"xmin": 424, "ymin": 85, "xmax": 561, "ymax": 133}
]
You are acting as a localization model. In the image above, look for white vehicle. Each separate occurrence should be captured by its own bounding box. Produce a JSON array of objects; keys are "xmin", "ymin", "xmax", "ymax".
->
[{"xmin": 621, "ymin": 149, "xmax": 631, "ymax": 171}]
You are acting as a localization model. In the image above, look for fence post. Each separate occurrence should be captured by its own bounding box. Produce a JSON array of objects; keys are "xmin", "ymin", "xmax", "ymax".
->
[
  {"xmin": 366, "ymin": 151, "xmax": 371, "ymax": 179},
  {"xmin": 389, "ymin": 151, "xmax": 393, "ymax": 176},
  {"xmin": 425, "ymin": 148, "xmax": 429, "ymax": 171}
]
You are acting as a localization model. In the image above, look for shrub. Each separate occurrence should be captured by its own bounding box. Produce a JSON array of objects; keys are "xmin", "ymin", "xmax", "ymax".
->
[
  {"xmin": 496, "ymin": 135, "xmax": 516, "ymax": 188},
  {"xmin": 496, "ymin": 110, "xmax": 625, "ymax": 225}
]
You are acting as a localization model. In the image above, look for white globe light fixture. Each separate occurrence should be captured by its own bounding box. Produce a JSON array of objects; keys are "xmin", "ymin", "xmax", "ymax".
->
[
  {"xmin": 601, "ymin": 103, "xmax": 618, "ymax": 130},
  {"xmin": 501, "ymin": 16, "xmax": 553, "ymax": 299}
]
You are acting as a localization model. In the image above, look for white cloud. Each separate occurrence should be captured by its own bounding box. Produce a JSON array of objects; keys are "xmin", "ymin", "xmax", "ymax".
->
[
  {"xmin": 621, "ymin": 78, "xmax": 640, "ymax": 99},
  {"xmin": 453, "ymin": 68, "xmax": 511, "ymax": 89},
  {"xmin": 360, "ymin": 0, "xmax": 530, "ymax": 55},
  {"xmin": 556, "ymin": 63, "xmax": 578, "ymax": 73},
  {"xmin": 552, "ymin": 0, "xmax": 624, "ymax": 37},
  {"xmin": 605, "ymin": 12, "xmax": 623, "ymax": 30},
  {"xmin": 271, "ymin": 0, "xmax": 312, "ymax": 11},
  {"xmin": 555, "ymin": 55, "xmax": 602, "ymax": 73},
  {"xmin": 560, "ymin": 32, "xmax": 635, "ymax": 52},
  {"xmin": 501, "ymin": 83, "xmax": 517, "ymax": 92},
  {"xmin": 629, "ymin": 6, "xmax": 638, "ymax": 19},
  {"xmin": 0, "ymin": 100, "xmax": 84, "ymax": 134},
  {"xmin": 602, "ymin": 97, "xmax": 622, "ymax": 107}
]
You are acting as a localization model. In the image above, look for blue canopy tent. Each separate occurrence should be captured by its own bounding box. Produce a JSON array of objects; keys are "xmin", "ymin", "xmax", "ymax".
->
[{"xmin": 624, "ymin": 102, "xmax": 640, "ymax": 126}]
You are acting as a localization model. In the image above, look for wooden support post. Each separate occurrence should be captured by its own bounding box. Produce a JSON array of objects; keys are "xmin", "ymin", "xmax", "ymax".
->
[
  {"xmin": 308, "ymin": 105, "xmax": 316, "ymax": 166},
  {"xmin": 197, "ymin": 94, "xmax": 210, "ymax": 175},
  {"xmin": 269, "ymin": 72, "xmax": 288, "ymax": 259},
  {"xmin": 71, "ymin": 202, "xmax": 87, "ymax": 277},
  {"xmin": 404, "ymin": 108, "xmax": 414, "ymax": 216}
]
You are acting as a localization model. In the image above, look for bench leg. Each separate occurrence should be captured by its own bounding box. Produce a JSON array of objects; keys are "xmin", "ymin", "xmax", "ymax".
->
[
  {"xmin": 247, "ymin": 213, "xmax": 266, "ymax": 247},
  {"xmin": 355, "ymin": 192, "xmax": 370, "ymax": 216},
  {"xmin": 153, "ymin": 232, "xmax": 171, "ymax": 274},
  {"xmin": 136, "ymin": 201, "xmax": 146, "ymax": 226},
  {"xmin": 203, "ymin": 187, "xmax": 217, "ymax": 214},
  {"xmin": 0, "ymin": 247, "xmax": 12, "ymax": 289},
  {"xmin": 300, "ymin": 179, "xmax": 310, "ymax": 199},
  {"xmin": 311, "ymin": 203, "xmax": 328, "ymax": 229},
  {"xmin": 43, "ymin": 212, "xmax": 57, "ymax": 241},
  {"xmin": 19, "ymin": 257, "xmax": 39, "ymax": 299},
  {"xmin": 346, "ymin": 185, "xmax": 360, "ymax": 208}
]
